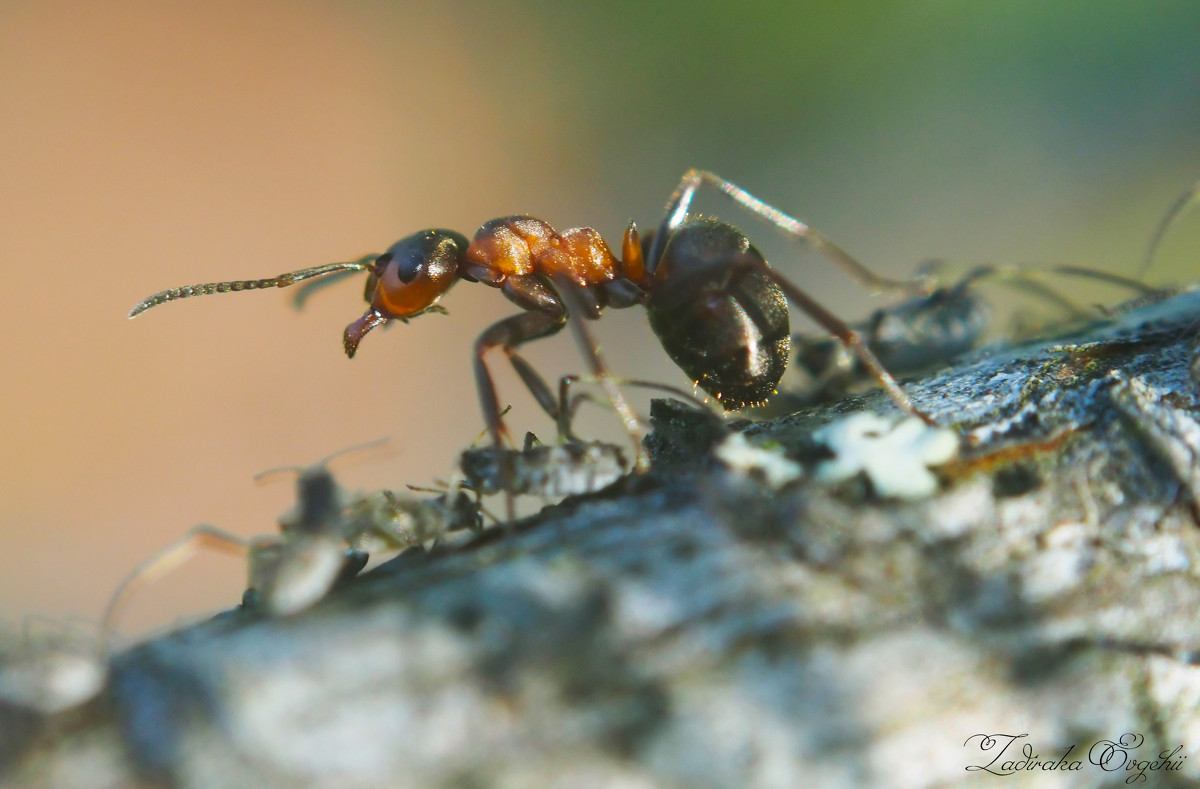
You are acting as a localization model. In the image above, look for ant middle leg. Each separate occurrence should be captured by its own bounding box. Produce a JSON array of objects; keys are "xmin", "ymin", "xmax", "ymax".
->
[{"xmin": 649, "ymin": 169, "xmax": 916, "ymax": 294}]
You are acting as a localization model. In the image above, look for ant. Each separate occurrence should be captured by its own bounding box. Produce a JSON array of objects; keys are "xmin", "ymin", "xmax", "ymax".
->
[
  {"xmin": 458, "ymin": 373, "xmax": 723, "ymax": 505},
  {"xmin": 129, "ymin": 170, "xmax": 934, "ymax": 461},
  {"xmin": 459, "ymin": 432, "xmax": 625, "ymax": 500},
  {"xmin": 102, "ymin": 442, "xmax": 480, "ymax": 637},
  {"xmin": 788, "ymin": 261, "xmax": 1158, "ymax": 402}
]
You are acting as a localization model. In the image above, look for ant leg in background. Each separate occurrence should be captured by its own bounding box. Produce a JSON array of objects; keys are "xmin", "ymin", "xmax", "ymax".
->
[
  {"xmin": 102, "ymin": 525, "xmax": 256, "ymax": 644},
  {"xmin": 1139, "ymin": 177, "xmax": 1200, "ymax": 281},
  {"xmin": 792, "ymin": 260, "xmax": 1163, "ymax": 403},
  {"xmin": 942, "ymin": 262, "xmax": 1157, "ymax": 318},
  {"xmin": 649, "ymin": 169, "xmax": 917, "ymax": 294},
  {"xmin": 555, "ymin": 374, "xmax": 719, "ymax": 441}
]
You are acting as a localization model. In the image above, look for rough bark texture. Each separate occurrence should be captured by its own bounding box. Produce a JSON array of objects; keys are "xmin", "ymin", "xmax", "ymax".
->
[{"xmin": 6, "ymin": 289, "xmax": 1200, "ymax": 788}]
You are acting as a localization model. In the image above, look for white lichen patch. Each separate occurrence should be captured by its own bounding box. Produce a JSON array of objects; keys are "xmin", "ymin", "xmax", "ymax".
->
[
  {"xmin": 1020, "ymin": 546, "xmax": 1092, "ymax": 603},
  {"xmin": 714, "ymin": 432, "xmax": 803, "ymax": 490},
  {"xmin": 0, "ymin": 623, "xmax": 107, "ymax": 714},
  {"xmin": 916, "ymin": 479, "xmax": 993, "ymax": 542},
  {"xmin": 813, "ymin": 413, "xmax": 960, "ymax": 500},
  {"xmin": 1126, "ymin": 533, "xmax": 1191, "ymax": 575}
]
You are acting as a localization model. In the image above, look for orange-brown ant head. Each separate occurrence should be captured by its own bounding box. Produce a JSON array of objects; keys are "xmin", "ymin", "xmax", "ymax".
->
[{"xmin": 344, "ymin": 229, "xmax": 470, "ymax": 357}]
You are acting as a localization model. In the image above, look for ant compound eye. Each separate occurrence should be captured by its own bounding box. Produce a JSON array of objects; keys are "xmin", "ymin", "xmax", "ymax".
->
[
  {"xmin": 345, "ymin": 230, "xmax": 470, "ymax": 358},
  {"xmin": 369, "ymin": 230, "xmax": 469, "ymax": 319},
  {"xmin": 361, "ymin": 253, "xmax": 389, "ymax": 304}
]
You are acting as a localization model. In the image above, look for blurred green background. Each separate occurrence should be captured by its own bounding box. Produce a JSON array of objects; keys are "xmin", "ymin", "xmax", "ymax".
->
[{"xmin": 2, "ymin": 1, "xmax": 1198, "ymax": 634}]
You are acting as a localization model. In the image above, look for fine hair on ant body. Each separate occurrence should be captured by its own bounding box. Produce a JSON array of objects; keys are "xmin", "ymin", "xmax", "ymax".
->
[{"xmin": 129, "ymin": 170, "xmax": 935, "ymax": 462}]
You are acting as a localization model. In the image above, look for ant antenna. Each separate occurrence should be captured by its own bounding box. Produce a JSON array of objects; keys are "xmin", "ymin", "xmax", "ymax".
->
[
  {"xmin": 1139, "ymin": 178, "xmax": 1200, "ymax": 281},
  {"xmin": 129, "ymin": 256, "xmax": 379, "ymax": 318},
  {"xmin": 253, "ymin": 437, "xmax": 394, "ymax": 485},
  {"xmin": 289, "ymin": 268, "xmax": 368, "ymax": 311}
]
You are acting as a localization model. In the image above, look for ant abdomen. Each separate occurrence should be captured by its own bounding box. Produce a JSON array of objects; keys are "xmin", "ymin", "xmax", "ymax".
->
[{"xmin": 646, "ymin": 219, "xmax": 791, "ymax": 410}]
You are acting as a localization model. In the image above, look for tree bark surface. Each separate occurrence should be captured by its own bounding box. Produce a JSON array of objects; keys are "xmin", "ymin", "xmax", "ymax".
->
[{"xmin": 6, "ymin": 289, "xmax": 1200, "ymax": 788}]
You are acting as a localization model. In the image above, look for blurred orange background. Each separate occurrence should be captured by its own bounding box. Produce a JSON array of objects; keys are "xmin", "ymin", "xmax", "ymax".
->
[{"xmin": 3, "ymin": 1, "xmax": 1199, "ymax": 635}]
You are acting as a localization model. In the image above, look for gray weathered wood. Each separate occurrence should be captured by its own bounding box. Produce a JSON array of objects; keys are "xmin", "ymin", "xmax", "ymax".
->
[{"xmin": 6, "ymin": 289, "xmax": 1200, "ymax": 788}]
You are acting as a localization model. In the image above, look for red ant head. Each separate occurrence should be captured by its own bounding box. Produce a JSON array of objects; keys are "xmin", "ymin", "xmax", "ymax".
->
[{"xmin": 344, "ymin": 229, "xmax": 470, "ymax": 357}]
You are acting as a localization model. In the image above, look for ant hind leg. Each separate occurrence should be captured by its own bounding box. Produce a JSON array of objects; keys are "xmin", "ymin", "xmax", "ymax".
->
[
  {"xmin": 737, "ymin": 254, "xmax": 936, "ymax": 423},
  {"xmin": 651, "ymin": 169, "xmax": 915, "ymax": 294}
]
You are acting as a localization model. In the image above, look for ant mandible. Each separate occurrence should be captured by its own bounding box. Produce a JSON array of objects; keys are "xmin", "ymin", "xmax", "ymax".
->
[{"xmin": 130, "ymin": 170, "xmax": 931, "ymax": 452}]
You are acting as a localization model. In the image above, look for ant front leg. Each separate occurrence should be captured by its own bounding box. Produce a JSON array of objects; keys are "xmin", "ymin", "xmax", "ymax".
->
[
  {"xmin": 473, "ymin": 309, "xmax": 567, "ymax": 448},
  {"xmin": 550, "ymin": 274, "xmax": 648, "ymax": 470},
  {"xmin": 472, "ymin": 277, "xmax": 570, "ymax": 521},
  {"xmin": 650, "ymin": 169, "xmax": 915, "ymax": 294}
]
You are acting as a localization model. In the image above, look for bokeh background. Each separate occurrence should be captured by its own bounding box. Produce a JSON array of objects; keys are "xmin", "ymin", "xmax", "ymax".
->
[{"xmin": 3, "ymin": 1, "xmax": 1200, "ymax": 636}]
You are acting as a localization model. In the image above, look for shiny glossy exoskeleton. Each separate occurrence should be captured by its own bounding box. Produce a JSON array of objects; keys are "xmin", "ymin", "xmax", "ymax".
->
[{"xmin": 130, "ymin": 170, "xmax": 929, "ymax": 448}]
